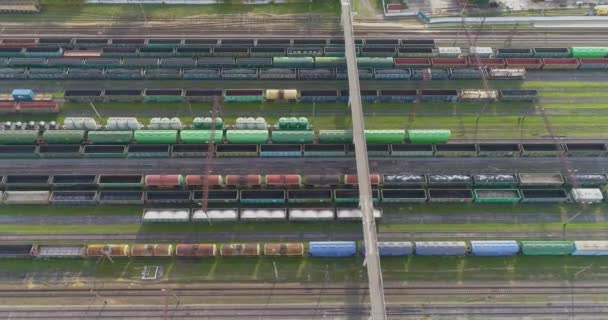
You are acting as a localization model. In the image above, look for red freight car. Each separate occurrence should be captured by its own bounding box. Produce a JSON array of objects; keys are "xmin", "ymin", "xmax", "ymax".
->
[
  {"xmin": 541, "ymin": 58, "xmax": 580, "ymax": 70},
  {"xmin": 394, "ymin": 58, "xmax": 431, "ymax": 68},
  {"xmin": 144, "ymin": 175, "xmax": 185, "ymax": 188},
  {"xmin": 225, "ymin": 175, "xmax": 263, "ymax": 186},
  {"xmin": 344, "ymin": 174, "xmax": 381, "ymax": 186},
  {"xmin": 578, "ymin": 58, "xmax": 608, "ymax": 69},
  {"xmin": 265, "ymin": 174, "xmax": 302, "ymax": 187},
  {"xmin": 505, "ymin": 58, "xmax": 543, "ymax": 69},
  {"xmin": 185, "ymin": 175, "xmax": 223, "ymax": 187},
  {"xmin": 430, "ymin": 58, "xmax": 468, "ymax": 68},
  {"xmin": 467, "ymin": 57, "xmax": 506, "ymax": 68},
  {"xmin": 16, "ymin": 101, "xmax": 59, "ymax": 113},
  {"xmin": 0, "ymin": 38, "xmax": 36, "ymax": 48}
]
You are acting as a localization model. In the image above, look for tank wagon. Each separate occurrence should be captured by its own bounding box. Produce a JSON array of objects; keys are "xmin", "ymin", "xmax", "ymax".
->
[{"xmin": 9, "ymin": 240, "xmax": 608, "ymax": 259}]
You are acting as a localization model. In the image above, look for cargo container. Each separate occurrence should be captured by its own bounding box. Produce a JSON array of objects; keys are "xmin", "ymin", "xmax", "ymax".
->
[
  {"xmin": 303, "ymin": 175, "xmax": 341, "ymax": 186},
  {"xmin": 314, "ymin": 57, "xmax": 346, "ymax": 67},
  {"xmin": 356, "ymin": 57, "xmax": 394, "ymax": 68},
  {"xmin": 565, "ymin": 174, "xmax": 607, "ymax": 187},
  {"xmin": 303, "ymin": 144, "xmax": 346, "ymax": 157},
  {"xmin": 240, "ymin": 208, "xmax": 287, "ymax": 221},
  {"xmin": 175, "ymin": 244, "xmax": 217, "ymax": 257},
  {"xmin": 394, "ymin": 58, "xmax": 431, "ymax": 68},
  {"xmin": 496, "ymin": 48, "xmax": 533, "ymax": 58},
  {"xmin": 334, "ymin": 189, "xmax": 380, "ymax": 203},
  {"xmin": 428, "ymin": 175, "xmax": 472, "ymax": 187},
  {"xmin": 98, "ymin": 191, "xmax": 144, "ymax": 205},
  {"xmin": 193, "ymin": 190, "xmax": 238, "ymax": 203},
  {"xmin": 35, "ymin": 246, "xmax": 86, "ymax": 258},
  {"xmin": 183, "ymin": 68, "xmax": 221, "ymax": 80},
  {"xmin": 144, "ymin": 175, "xmax": 185, "ymax": 188},
  {"xmin": 185, "ymin": 175, "xmax": 223, "ymax": 188},
  {"xmin": 474, "ymin": 189, "xmax": 521, "ymax": 203},
  {"xmin": 250, "ymin": 47, "xmax": 285, "ymax": 57},
  {"xmin": 288, "ymin": 208, "xmax": 335, "ymax": 221},
  {"xmin": 520, "ymin": 241, "xmax": 574, "ymax": 256},
  {"xmin": 142, "ymin": 209, "xmax": 191, "ymax": 223},
  {"xmin": 383, "ymin": 174, "xmax": 426, "ymax": 186},
  {"xmin": 50, "ymin": 191, "xmax": 98, "ymax": 206},
  {"xmin": 287, "ymin": 189, "xmax": 333, "ymax": 203},
  {"xmin": 431, "ymin": 57, "xmax": 468, "ymax": 68},
  {"xmin": 362, "ymin": 242, "xmax": 413, "ymax": 256},
  {"xmin": 397, "ymin": 47, "xmax": 434, "ymax": 57},
  {"xmin": 477, "ymin": 143, "xmax": 521, "ymax": 157},
  {"xmin": 564, "ymin": 143, "xmax": 607, "ymax": 157},
  {"xmin": 0, "ymin": 145, "xmax": 38, "ymax": 159},
  {"xmin": 86, "ymin": 245, "xmax": 130, "ymax": 257},
  {"xmin": 521, "ymin": 143, "xmax": 563, "ymax": 157},
  {"xmin": 520, "ymin": 189, "xmax": 569, "ymax": 203},
  {"xmin": 414, "ymin": 241, "xmax": 468, "ymax": 256},
  {"xmin": 51, "ymin": 175, "xmax": 97, "ymax": 188},
  {"xmin": 378, "ymin": 89, "xmax": 417, "ymax": 102},
  {"xmin": 390, "ymin": 144, "xmax": 433, "ymax": 156},
  {"xmin": 273, "ymin": 57, "xmax": 314, "ymax": 68},
  {"xmin": 541, "ymin": 58, "xmax": 580, "ymax": 69},
  {"xmin": 225, "ymin": 174, "xmax": 263, "ymax": 186},
  {"xmin": 419, "ymin": 89, "xmax": 458, "ymax": 102},
  {"xmin": 224, "ymin": 130, "xmax": 268, "ymax": 144},
  {"xmin": 407, "ymin": 130, "xmax": 451, "ymax": 144},
  {"xmin": 459, "ymin": 89, "xmax": 498, "ymax": 102},
  {"xmin": 309, "ymin": 241, "xmax": 357, "ymax": 257},
  {"xmin": 215, "ymin": 144, "xmax": 258, "ymax": 157},
  {"xmin": 3, "ymin": 191, "xmax": 50, "ymax": 205},
  {"xmin": 270, "ymin": 131, "xmax": 314, "ymax": 144},
  {"xmin": 221, "ymin": 68, "xmax": 258, "ymax": 80},
  {"xmin": 98, "ymin": 174, "xmax": 144, "ymax": 189},
  {"xmin": 214, "ymin": 47, "xmax": 249, "ymax": 57},
  {"xmin": 175, "ymin": 47, "xmax": 213, "ymax": 57},
  {"xmin": 263, "ymin": 243, "xmax": 305, "ymax": 256},
  {"xmin": 437, "ymin": 47, "xmax": 462, "ymax": 58},
  {"xmin": 105, "ymin": 68, "xmax": 143, "ymax": 80},
  {"xmin": 336, "ymin": 208, "xmax": 382, "ymax": 220},
  {"xmin": 578, "ymin": 58, "xmax": 608, "ymax": 69},
  {"xmin": 145, "ymin": 190, "xmax": 191, "ymax": 204},
  {"xmin": 192, "ymin": 208, "xmax": 238, "ymax": 222},
  {"xmin": 259, "ymin": 144, "xmax": 301, "ymax": 157},
  {"xmin": 11, "ymin": 89, "xmax": 33, "ymax": 101},
  {"xmin": 287, "ymin": 48, "xmax": 322, "ymax": 57},
  {"xmin": 571, "ymin": 47, "xmax": 608, "ymax": 58},
  {"xmin": 470, "ymin": 240, "xmax": 519, "ymax": 256},
  {"xmin": 488, "ymin": 68, "xmax": 526, "ymax": 79},
  {"xmin": 428, "ymin": 189, "xmax": 473, "ymax": 202},
  {"xmin": 298, "ymin": 68, "xmax": 335, "ymax": 80},
  {"xmin": 373, "ymin": 68, "xmax": 411, "ymax": 80},
  {"xmin": 265, "ymin": 174, "xmax": 302, "ymax": 187},
  {"xmin": 473, "ymin": 174, "xmax": 518, "ymax": 187},
  {"xmin": 0, "ymin": 245, "xmax": 34, "ymax": 258},
  {"xmin": 572, "ymin": 241, "xmax": 608, "ymax": 256},
  {"xmin": 240, "ymin": 190, "xmax": 285, "ymax": 204},
  {"xmin": 570, "ymin": 188, "xmax": 603, "ymax": 203},
  {"xmin": 505, "ymin": 58, "xmax": 542, "ymax": 69},
  {"xmin": 87, "ymin": 131, "xmax": 133, "ymax": 144},
  {"xmin": 364, "ymin": 130, "xmax": 406, "ymax": 144},
  {"xmin": 131, "ymin": 244, "xmax": 173, "ymax": 257},
  {"xmin": 134, "ymin": 130, "xmax": 177, "ymax": 144},
  {"xmin": 4, "ymin": 175, "xmax": 50, "ymax": 188},
  {"xmin": 499, "ymin": 89, "xmax": 538, "ymax": 102},
  {"xmin": 42, "ymin": 130, "xmax": 84, "ymax": 144},
  {"xmin": 196, "ymin": 57, "xmax": 235, "ymax": 67},
  {"xmin": 318, "ymin": 130, "xmax": 353, "ymax": 144},
  {"xmin": 220, "ymin": 243, "xmax": 261, "ymax": 257},
  {"xmin": 0, "ymin": 130, "xmax": 38, "ymax": 145},
  {"xmin": 468, "ymin": 46, "xmax": 493, "ymax": 58},
  {"xmin": 533, "ymin": 47, "xmax": 570, "ymax": 58},
  {"xmin": 449, "ymin": 68, "xmax": 485, "ymax": 80},
  {"xmin": 336, "ymin": 68, "xmax": 373, "ymax": 80},
  {"xmin": 381, "ymin": 189, "xmax": 427, "ymax": 202},
  {"xmin": 83, "ymin": 145, "xmax": 127, "ymax": 158},
  {"xmin": 467, "ymin": 57, "xmax": 505, "ymax": 68},
  {"xmin": 344, "ymin": 174, "xmax": 381, "ymax": 186},
  {"xmin": 224, "ymin": 89, "xmax": 264, "ymax": 103},
  {"xmin": 434, "ymin": 144, "xmax": 478, "ymax": 157},
  {"xmin": 518, "ymin": 173, "xmax": 564, "ymax": 187}
]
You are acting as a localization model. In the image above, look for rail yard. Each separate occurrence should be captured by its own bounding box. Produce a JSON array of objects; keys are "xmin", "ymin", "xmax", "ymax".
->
[{"xmin": 2, "ymin": 1, "xmax": 608, "ymax": 319}]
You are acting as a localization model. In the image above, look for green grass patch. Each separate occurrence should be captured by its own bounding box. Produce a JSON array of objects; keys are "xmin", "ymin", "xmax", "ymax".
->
[
  {"xmin": 6, "ymin": 0, "xmax": 340, "ymax": 22},
  {"xmin": 3, "ymin": 254, "xmax": 608, "ymax": 283}
]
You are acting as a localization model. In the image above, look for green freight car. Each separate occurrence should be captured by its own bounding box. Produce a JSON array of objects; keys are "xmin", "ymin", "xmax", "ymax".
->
[
  {"xmin": 277, "ymin": 117, "xmax": 310, "ymax": 130},
  {"xmin": 314, "ymin": 57, "xmax": 346, "ymax": 67},
  {"xmin": 133, "ymin": 130, "xmax": 178, "ymax": 144},
  {"xmin": 42, "ymin": 130, "xmax": 85, "ymax": 144},
  {"xmin": 318, "ymin": 130, "xmax": 353, "ymax": 144},
  {"xmin": 365, "ymin": 130, "xmax": 406, "ymax": 144},
  {"xmin": 0, "ymin": 130, "xmax": 39, "ymax": 144},
  {"xmin": 570, "ymin": 47, "xmax": 608, "ymax": 58},
  {"xmin": 356, "ymin": 57, "xmax": 395, "ymax": 68},
  {"xmin": 520, "ymin": 241, "xmax": 575, "ymax": 256},
  {"xmin": 225, "ymin": 130, "xmax": 269, "ymax": 144},
  {"xmin": 87, "ymin": 131, "xmax": 134, "ymax": 144},
  {"xmin": 192, "ymin": 117, "xmax": 224, "ymax": 130},
  {"xmin": 408, "ymin": 129, "xmax": 451, "ymax": 144},
  {"xmin": 179, "ymin": 130, "xmax": 223, "ymax": 144},
  {"xmin": 473, "ymin": 189, "xmax": 522, "ymax": 203},
  {"xmin": 271, "ymin": 131, "xmax": 314, "ymax": 144}
]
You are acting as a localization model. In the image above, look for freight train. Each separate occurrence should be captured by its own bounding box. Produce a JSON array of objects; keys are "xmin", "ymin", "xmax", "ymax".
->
[{"xmin": 3, "ymin": 240, "xmax": 607, "ymax": 259}]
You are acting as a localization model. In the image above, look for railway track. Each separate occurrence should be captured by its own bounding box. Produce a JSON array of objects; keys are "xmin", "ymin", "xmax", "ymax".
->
[
  {"xmin": 2, "ymin": 229, "xmax": 608, "ymax": 242},
  {"xmin": 0, "ymin": 303, "xmax": 607, "ymax": 318},
  {"xmin": 2, "ymin": 284, "xmax": 608, "ymax": 297}
]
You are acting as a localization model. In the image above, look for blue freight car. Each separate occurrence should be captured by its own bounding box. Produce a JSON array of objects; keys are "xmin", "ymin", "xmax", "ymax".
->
[
  {"xmin": 309, "ymin": 241, "xmax": 357, "ymax": 257},
  {"xmin": 470, "ymin": 240, "xmax": 520, "ymax": 256},
  {"xmin": 11, "ymin": 89, "xmax": 34, "ymax": 101},
  {"xmin": 362, "ymin": 242, "xmax": 413, "ymax": 256}
]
